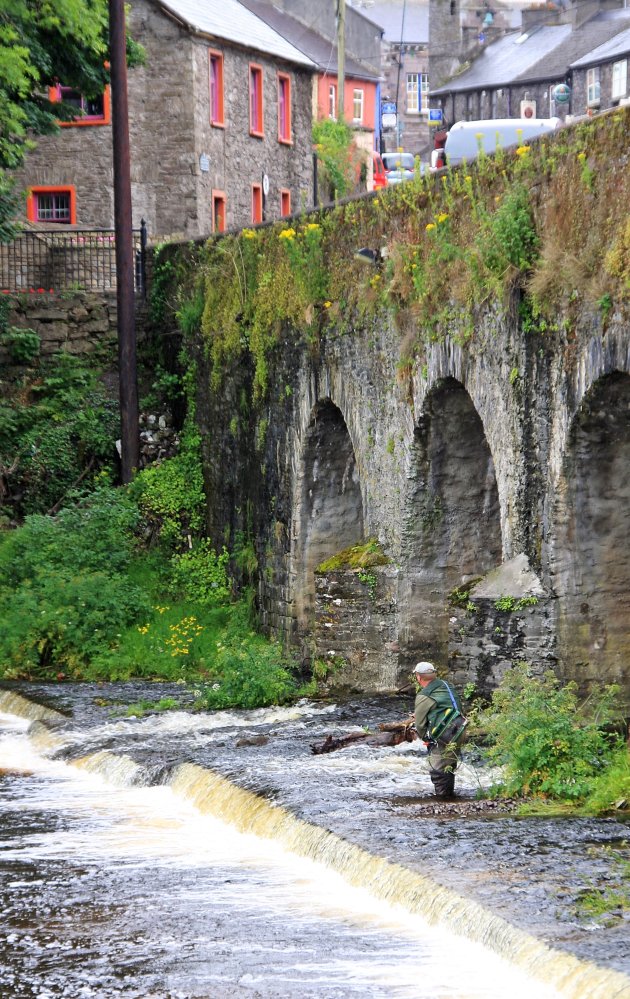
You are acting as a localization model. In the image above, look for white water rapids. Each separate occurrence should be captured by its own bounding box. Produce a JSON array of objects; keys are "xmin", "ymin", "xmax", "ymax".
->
[{"xmin": 0, "ymin": 709, "xmax": 563, "ymax": 999}]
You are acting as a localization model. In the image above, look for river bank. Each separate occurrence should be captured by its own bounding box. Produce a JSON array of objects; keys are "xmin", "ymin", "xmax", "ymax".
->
[{"xmin": 2, "ymin": 681, "xmax": 629, "ymax": 997}]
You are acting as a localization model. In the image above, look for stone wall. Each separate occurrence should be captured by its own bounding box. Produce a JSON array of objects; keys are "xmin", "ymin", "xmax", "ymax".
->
[
  {"xmin": 1, "ymin": 292, "xmax": 119, "ymax": 360},
  {"xmin": 314, "ymin": 567, "xmax": 400, "ymax": 693}
]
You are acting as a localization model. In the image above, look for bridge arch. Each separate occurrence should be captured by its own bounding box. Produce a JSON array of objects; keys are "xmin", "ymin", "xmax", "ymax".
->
[
  {"xmin": 547, "ymin": 370, "xmax": 630, "ymax": 697},
  {"xmin": 398, "ymin": 376, "xmax": 503, "ymax": 669},
  {"xmin": 289, "ymin": 397, "xmax": 364, "ymax": 640}
]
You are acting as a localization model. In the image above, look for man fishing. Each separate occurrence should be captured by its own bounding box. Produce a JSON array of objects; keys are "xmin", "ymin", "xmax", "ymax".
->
[{"xmin": 413, "ymin": 661, "xmax": 467, "ymax": 798}]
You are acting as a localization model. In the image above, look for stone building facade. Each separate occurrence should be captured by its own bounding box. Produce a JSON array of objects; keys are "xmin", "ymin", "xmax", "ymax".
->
[
  {"xmin": 430, "ymin": 1, "xmax": 630, "ymax": 129},
  {"xmin": 12, "ymin": 0, "xmax": 316, "ymax": 239}
]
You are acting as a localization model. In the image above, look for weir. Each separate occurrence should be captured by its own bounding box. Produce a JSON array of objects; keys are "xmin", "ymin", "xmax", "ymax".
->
[{"xmin": 2, "ymin": 689, "xmax": 629, "ymax": 999}]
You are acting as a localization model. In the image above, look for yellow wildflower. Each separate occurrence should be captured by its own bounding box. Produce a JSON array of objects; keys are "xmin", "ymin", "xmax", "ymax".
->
[
  {"xmin": 577, "ymin": 151, "xmax": 587, "ymax": 162},
  {"xmin": 323, "ymin": 300, "xmax": 332, "ymax": 308},
  {"xmin": 465, "ymin": 175, "xmax": 472, "ymax": 183},
  {"xmin": 515, "ymin": 145, "xmax": 530, "ymax": 157},
  {"xmin": 279, "ymin": 227, "xmax": 296, "ymax": 240},
  {"xmin": 436, "ymin": 212, "xmax": 449, "ymax": 224},
  {"xmin": 425, "ymin": 222, "xmax": 436, "ymax": 232},
  {"xmin": 305, "ymin": 222, "xmax": 320, "ymax": 231},
  {"xmin": 242, "ymin": 228, "xmax": 256, "ymax": 239}
]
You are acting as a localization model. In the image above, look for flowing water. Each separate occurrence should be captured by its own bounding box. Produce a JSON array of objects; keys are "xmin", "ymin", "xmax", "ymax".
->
[
  {"xmin": 0, "ymin": 709, "xmax": 560, "ymax": 999},
  {"xmin": 1, "ymin": 687, "xmax": 629, "ymax": 999}
]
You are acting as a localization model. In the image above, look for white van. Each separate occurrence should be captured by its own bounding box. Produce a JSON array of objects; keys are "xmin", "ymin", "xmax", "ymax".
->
[{"xmin": 432, "ymin": 117, "xmax": 561, "ymax": 169}]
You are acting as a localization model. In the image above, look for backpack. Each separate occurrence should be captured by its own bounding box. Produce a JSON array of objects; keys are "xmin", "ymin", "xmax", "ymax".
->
[{"xmin": 427, "ymin": 681, "xmax": 468, "ymax": 747}]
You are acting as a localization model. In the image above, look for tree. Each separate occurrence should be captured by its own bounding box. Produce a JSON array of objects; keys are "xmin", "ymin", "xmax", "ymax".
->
[{"xmin": 0, "ymin": 0, "xmax": 142, "ymax": 238}]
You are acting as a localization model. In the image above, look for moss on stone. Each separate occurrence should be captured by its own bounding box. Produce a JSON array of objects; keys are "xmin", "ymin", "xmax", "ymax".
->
[{"xmin": 316, "ymin": 538, "xmax": 389, "ymax": 573}]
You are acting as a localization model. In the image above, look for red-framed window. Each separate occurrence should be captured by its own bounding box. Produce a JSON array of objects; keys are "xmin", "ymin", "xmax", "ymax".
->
[
  {"xmin": 209, "ymin": 50, "xmax": 224, "ymax": 126},
  {"xmin": 280, "ymin": 189, "xmax": 291, "ymax": 217},
  {"xmin": 277, "ymin": 73, "xmax": 291, "ymax": 143},
  {"xmin": 212, "ymin": 190, "xmax": 226, "ymax": 233},
  {"xmin": 252, "ymin": 183, "xmax": 263, "ymax": 224},
  {"xmin": 49, "ymin": 84, "xmax": 111, "ymax": 126},
  {"xmin": 249, "ymin": 64, "xmax": 264, "ymax": 137},
  {"xmin": 26, "ymin": 186, "xmax": 77, "ymax": 224}
]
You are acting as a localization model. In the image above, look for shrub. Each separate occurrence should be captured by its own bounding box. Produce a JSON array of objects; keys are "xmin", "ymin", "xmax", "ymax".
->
[
  {"xmin": 169, "ymin": 541, "xmax": 232, "ymax": 606},
  {"xmin": 0, "ymin": 352, "xmax": 119, "ymax": 517},
  {"xmin": 481, "ymin": 664, "xmax": 623, "ymax": 801},
  {"xmin": 0, "ymin": 327, "xmax": 40, "ymax": 364},
  {"xmin": 129, "ymin": 420, "xmax": 205, "ymax": 548}
]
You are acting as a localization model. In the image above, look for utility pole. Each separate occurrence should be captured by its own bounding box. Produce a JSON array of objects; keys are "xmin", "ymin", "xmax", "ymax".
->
[
  {"xmin": 336, "ymin": 0, "xmax": 346, "ymax": 121},
  {"xmin": 395, "ymin": 0, "xmax": 408, "ymax": 149},
  {"xmin": 109, "ymin": 0, "xmax": 139, "ymax": 483}
]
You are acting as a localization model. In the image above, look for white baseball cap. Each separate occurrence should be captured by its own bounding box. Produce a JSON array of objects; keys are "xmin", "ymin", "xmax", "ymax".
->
[{"xmin": 414, "ymin": 661, "xmax": 436, "ymax": 675}]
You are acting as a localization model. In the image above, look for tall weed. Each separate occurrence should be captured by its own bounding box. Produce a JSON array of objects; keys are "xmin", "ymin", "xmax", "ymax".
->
[{"xmin": 481, "ymin": 664, "xmax": 623, "ymax": 801}]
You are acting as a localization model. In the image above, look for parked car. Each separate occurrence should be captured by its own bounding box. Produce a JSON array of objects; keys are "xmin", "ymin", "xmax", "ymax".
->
[
  {"xmin": 381, "ymin": 151, "xmax": 419, "ymax": 184},
  {"xmin": 372, "ymin": 151, "xmax": 388, "ymax": 190},
  {"xmin": 431, "ymin": 117, "xmax": 561, "ymax": 169}
]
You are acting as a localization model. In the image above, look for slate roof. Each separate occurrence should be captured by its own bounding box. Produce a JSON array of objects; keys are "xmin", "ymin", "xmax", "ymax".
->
[
  {"xmin": 238, "ymin": 0, "xmax": 381, "ymax": 79},
  {"xmin": 364, "ymin": 0, "xmax": 429, "ymax": 45},
  {"xmin": 154, "ymin": 0, "xmax": 316, "ymax": 68},
  {"xmin": 571, "ymin": 23, "xmax": 630, "ymax": 66},
  {"xmin": 431, "ymin": 7, "xmax": 630, "ymax": 93}
]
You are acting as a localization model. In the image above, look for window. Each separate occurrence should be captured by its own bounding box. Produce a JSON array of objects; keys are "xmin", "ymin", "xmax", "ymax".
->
[
  {"xmin": 352, "ymin": 88, "xmax": 364, "ymax": 123},
  {"xmin": 612, "ymin": 59, "xmax": 628, "ymax": 101},
  {"xmin": 249, "ymin": 64, "xmax": 264, "ymax": 136},
  {"xmin": 406, "ymin": 73, "xmax": 429, "ymax": 114},
  {"xmin": 280, "ymin": 189, "xmax": 291, "ymax": 217},
  {"xmin": 420, "ymin": 73, "xmax": 430, "ymax": 113},
  {"xmin": 212, "ymin": 190, "xmax": 226, "ymax": 233},
  {"xmin": 252, "ymin": 183, "xmax": 263, "ymax": 224},
  {"xmin": 328, "ymin": 84, "xmax": 337, "ymax": 119},
  {"xmin": 27, "ymin": 186, "xmax": 77, "ymax": 224},
  {"xmin": 49, "ymin": 84, "xmax": 110, "ymax": 126},
  {"xmin": 209, "ymin": 50, "xmax": 224, "ymax": 126},
  {"xmin": 406, "ymin": 73, "xmax": 419, "ymax": 113},
  {"xmin": 278, "ymin": 73, "xmax": 291, "ymax": 143},
  {"xmin": 587, "ymin": 67, "xmax": 600, "ymax": 106}
]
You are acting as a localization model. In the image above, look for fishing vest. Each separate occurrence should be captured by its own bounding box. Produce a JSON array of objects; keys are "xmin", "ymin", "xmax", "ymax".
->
[{"xmin": 423, "ymin": 679, "xmax": 466, "ymax": 744}]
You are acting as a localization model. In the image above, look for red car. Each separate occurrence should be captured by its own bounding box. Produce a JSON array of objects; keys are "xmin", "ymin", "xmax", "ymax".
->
[{"xmin": 372, "ymin": 151, "xmax": 388, "ymax": 190}]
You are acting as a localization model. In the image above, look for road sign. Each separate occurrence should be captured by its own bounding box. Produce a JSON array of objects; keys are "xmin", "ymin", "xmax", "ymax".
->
[
  {"xmin": 428, "ymin": 108, "xmax": 443, "ymax": 126},
  {"xmin": 381, "ymin": 101, "xmax": 397, "ymax": 115}
]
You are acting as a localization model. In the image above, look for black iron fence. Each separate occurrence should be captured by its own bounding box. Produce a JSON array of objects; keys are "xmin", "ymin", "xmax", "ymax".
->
[{"xmin": 0, "ymin": 221, "xmax": 147, "ymax": 295}]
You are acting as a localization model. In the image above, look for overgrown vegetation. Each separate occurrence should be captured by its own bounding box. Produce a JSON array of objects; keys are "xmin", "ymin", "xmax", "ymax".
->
[
  {"xmin": 155, "ymin": 108, "xmax": 630, "ymax": 413},
  {"xmin": 480, "ymin": 664, "xmax": 628, "ymax": 811},
  {"xmin": 0, "ymin": 330, "xmax": 120, "ymax": 519}
]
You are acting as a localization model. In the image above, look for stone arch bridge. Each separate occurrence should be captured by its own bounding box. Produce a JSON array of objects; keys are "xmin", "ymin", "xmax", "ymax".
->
[{"xmin": 196, "ymin": 291, "xmax": 630, "ymax": 706}]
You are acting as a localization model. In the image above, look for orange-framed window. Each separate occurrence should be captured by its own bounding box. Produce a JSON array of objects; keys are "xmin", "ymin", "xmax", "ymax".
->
[
  {"xmin": 26, "ymin": 185, "xmax": 77, "ymax": 224},
  {"xmin": 249, "ymin": 64, "xmax": 264, "ymax": 137},
  {"xmin": 280, "ymin": 189, "xmax": 291, "ymax": 217},
  {"xmin": 277, "ymin": 72, "xmax": 291, "ymax": 143},
  {"xmin": 209, "ymin": 49, "xmax": 224, "ymax": 126},
  {"xmin": 212, "ymin": 190, "xmax": 226, "ymax": 233},
  {"xmin": 49, "ymin": 84, "xmax": 111, "ymax": 126},
  {"xmin": 252, "ymin": 183, "xmax": 263, "ymax": 224}
]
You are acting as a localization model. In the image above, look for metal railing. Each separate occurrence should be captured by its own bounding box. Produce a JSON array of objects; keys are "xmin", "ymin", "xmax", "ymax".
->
[{"xmin": 0, "ymin": 221, "xmax": 147, "ymax": 295}]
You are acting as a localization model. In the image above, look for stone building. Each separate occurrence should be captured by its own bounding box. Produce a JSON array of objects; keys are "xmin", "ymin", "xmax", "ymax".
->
[
  {"xmin": 13, "ymin": 0, "xmax": 317, "ymax": 239},
  {"xmin": 240, "ymin": 0, "xmax": 383, "ymax": 172},
  {"xmin": 429, "ymin": 0, "xmax": 630, "ymax": 128},
  {"xmin": 363, "ymin": 0, "xmax": 432, "ymax": 158}
]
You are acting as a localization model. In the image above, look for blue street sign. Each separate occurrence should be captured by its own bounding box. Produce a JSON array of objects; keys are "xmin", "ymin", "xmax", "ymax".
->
[
  {"xmin": 381, "ymin": 101, "xmax": 397, "ymax": 115},
  {"xmin": 428, "ymin": 108, "xmax": 443, "ymax": 123}
]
